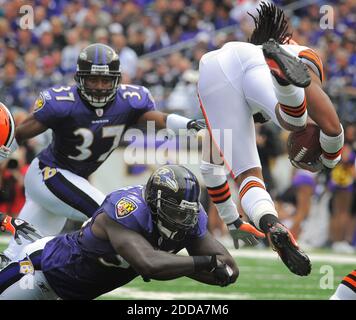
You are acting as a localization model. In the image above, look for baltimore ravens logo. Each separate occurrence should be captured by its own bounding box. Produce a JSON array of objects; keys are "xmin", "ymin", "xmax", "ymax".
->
[
  {"xmin": 153, "ymin": 167, "xmax": 179, "ymax": 192},
  {"xmin": 115, "ymin": 198, "xmax": 138, "ymax": 218},
  {"xmin": 33, "ymin": 94, "xmax": 46, "ymax": 112}
]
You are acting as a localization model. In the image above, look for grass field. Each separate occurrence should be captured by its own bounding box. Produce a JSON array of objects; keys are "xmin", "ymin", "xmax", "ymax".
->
[
  {"xmin": 1, "ymin": 240, "xmax": 354, "ymax": 300},
  {"xmin": 98, "ymin": 249, "xmax": 355, "ymax": 300}
]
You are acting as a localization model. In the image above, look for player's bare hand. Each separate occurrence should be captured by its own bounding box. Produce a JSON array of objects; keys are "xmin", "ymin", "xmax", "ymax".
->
[{"xmin": 290, "ymin": 159, "xmax": 323, "ymax": 172}]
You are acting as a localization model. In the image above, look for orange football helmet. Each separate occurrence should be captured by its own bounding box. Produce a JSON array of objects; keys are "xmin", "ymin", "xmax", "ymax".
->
[{"xmin": 0, "ymin": 102, "xmax": 15, "ymax": 148}]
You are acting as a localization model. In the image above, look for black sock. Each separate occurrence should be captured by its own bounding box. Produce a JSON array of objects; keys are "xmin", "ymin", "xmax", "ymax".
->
[{"xmin": 259, "ymin": 214, "xmax": 280, "ymax": 233}]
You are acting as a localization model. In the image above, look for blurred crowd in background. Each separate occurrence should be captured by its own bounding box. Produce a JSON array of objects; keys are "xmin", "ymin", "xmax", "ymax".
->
[{"xmin": 0, "ymin": 0, "xmax": 355, "ymax": 252}]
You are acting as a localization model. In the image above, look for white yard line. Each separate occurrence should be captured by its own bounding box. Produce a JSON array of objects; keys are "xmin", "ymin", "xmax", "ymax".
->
[
  {"xmin": 100, "ymin": 287, "xmax": 251, "ymax": 300},
  {"xmin": 178, "ymin": 248, "xmax": 356, "ymax": 264},
  {"xmin": 229, "ymin": 249, "xmax": 356, "ymax": 264}
]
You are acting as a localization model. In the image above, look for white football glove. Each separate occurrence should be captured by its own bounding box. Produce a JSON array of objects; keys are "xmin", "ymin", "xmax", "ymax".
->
[
  {"xmin": 227, "ymin": 218, "xmax": 265, "ymax": 249},
  {"xmin": 0, "ymin": 139, "xmax": 18, "ymax": 163},
  {"xmin": 0, "ymin": 145, "xmax": 11, "ymax": 161},
  {"xmin": 0, "ymin": 213, "xmax": 43, "ymax": 245}
]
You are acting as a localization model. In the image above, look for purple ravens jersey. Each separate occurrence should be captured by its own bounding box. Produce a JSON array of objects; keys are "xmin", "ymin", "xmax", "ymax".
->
[
  {"xmin": 41, "ymin": 185, "xmax": 208, "ymax": 300},
  {"xmin": 34, "ymin": 85, "xmax": 155, "ymax": 178}
]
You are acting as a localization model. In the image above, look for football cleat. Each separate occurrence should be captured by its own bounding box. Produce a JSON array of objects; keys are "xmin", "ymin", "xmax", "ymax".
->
[
  {"xmin": 262, "ymin": 39, "xmax": 311, "ymax": 88},
  {"xmin": 0, "ymin": 253, "xmax": 11, "ymax": 270},
  {"xmin": 267, "ymin": 223, "xmax": 311, "ymax": 276}
]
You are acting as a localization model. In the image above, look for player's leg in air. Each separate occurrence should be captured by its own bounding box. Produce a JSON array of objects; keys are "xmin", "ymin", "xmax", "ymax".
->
[
  {"xmin": 199, "ymin": 2, "xmax": 344, "ymax": 277},
  {"xmin": 1, "ymin": 158, "xmax": 105, "ymax": 264},
  {"xmin": 330, "ymin": 270, "xmax": 356, "ymax": 300},
  {"xmin": 198, "ymin": 23, "xmax": 311, "ymax": 277}
]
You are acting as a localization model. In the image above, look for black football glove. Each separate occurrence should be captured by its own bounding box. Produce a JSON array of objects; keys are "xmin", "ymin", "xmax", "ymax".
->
[
  {"xmin": 0, "ymin": 213, "xmax": 43, "ymax": 245},
  {"xmin": 210, "ymin": 255, "xmax": 234, "ymax": 287},
  {"xmin": 187, "ymin": 119, "xmax": 206, "ymax": 133}
]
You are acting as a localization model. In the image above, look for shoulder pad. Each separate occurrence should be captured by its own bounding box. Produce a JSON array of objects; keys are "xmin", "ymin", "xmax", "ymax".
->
[{"xmin": 118, "ymin": 84, "xmax": 155, "ymax": 110}]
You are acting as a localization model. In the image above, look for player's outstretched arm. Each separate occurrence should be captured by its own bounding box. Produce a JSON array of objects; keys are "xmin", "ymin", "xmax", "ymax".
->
[
  {"xmin": 185, "ymin": 232, "xmax": 239, "ymax": 286},
  {"xmin": 15, "ymin": 114, "xmax": 48, "ymax": 145},
  {"xmin": 136, "ymin": 110, "xmax": 206, "ymax": 134},
  {"xmin": 98, "ymin": 213, "xmax": 218, "ymax": 281},
  {"xmin": 305, "ymin": 70, "xmax": 341, "ymax": 137},
  {"xmin": 305, "ymin": 69, "xmax": 344, "ymax": 169}
]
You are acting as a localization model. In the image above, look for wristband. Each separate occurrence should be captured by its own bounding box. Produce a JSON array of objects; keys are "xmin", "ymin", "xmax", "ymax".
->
[
  {"xmin": 192, "ymin": 255, "xmax": 215, "ymax": 272},
  {"xmin": 166, "ymin": 114, "xmax": 191, "ymax": 134},
  {"xmin": 227, "ymin": 218, "xmax": 243, "ymax": 230},
  {"xmin": 319, "ymin": 125, "xmax": 344, "ymax": 160}
]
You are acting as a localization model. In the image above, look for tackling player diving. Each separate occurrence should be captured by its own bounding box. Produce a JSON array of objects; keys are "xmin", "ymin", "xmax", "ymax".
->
[{"xmin": 0, "ymin": 165, "xmax": 240, "ymax": 300}]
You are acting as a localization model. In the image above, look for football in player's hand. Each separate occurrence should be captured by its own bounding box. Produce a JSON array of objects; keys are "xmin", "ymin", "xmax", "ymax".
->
[{"xmin": 287, "ymin": 123, "xmax": 322, "ymax": 163}]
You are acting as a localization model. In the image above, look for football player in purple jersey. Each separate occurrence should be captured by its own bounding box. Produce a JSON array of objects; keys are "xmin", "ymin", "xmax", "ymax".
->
[
  {"xmin": 0, "ymin": 165, "xmax": 241, "ymax": 299},
  {"xmin": 0, "ymin": 43, "xmax": 205, "ymax": 267}
]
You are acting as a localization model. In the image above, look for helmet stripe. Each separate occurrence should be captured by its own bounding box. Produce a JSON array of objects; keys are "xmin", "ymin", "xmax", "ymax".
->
[
  {"xmin": 94, "ymin": 46, "xmax": 99, "ymax": 64},
  {"xmin": 185, "ymin": 169, "xmax": 195, "ymax": 202},
  {"xmin": 184, "ymin": 174, "xmax": 189, "ymax": 201},
  {"xmin": 102, "ymin": 46, "xmax": 107, "ymax": 64}
]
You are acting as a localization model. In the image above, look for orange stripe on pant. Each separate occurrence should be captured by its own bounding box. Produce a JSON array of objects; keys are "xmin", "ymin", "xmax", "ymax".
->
[{"xmin": 239, "ymin": 181, "xmax": 265, "ymax": 200}]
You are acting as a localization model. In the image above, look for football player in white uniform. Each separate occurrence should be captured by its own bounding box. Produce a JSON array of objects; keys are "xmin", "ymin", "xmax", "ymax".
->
[{"xmin": 198, "ymin": 2, "xmax": 344, "ymax": 276}]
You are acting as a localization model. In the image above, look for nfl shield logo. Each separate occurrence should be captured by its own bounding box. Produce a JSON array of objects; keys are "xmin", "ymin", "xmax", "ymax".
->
[{"xmin": 95, "ymin": 108, "xmax": 104, "ymax": 117}]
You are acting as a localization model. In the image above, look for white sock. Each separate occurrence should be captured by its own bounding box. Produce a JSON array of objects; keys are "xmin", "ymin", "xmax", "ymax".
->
[
  {"xmin": 239, "ymin": 176, "xmax": 278, "ymax": 229},
  {"xmin": 200, "ymin": 161, "xmax": 239, "ymax": 224},
  {"xmin": 272, "ymin": 76, "xmax": 305, "ymax": 106},
  {"xmin": 272, "ymin": 77, "xmax": 307, "ymax": 128}
]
